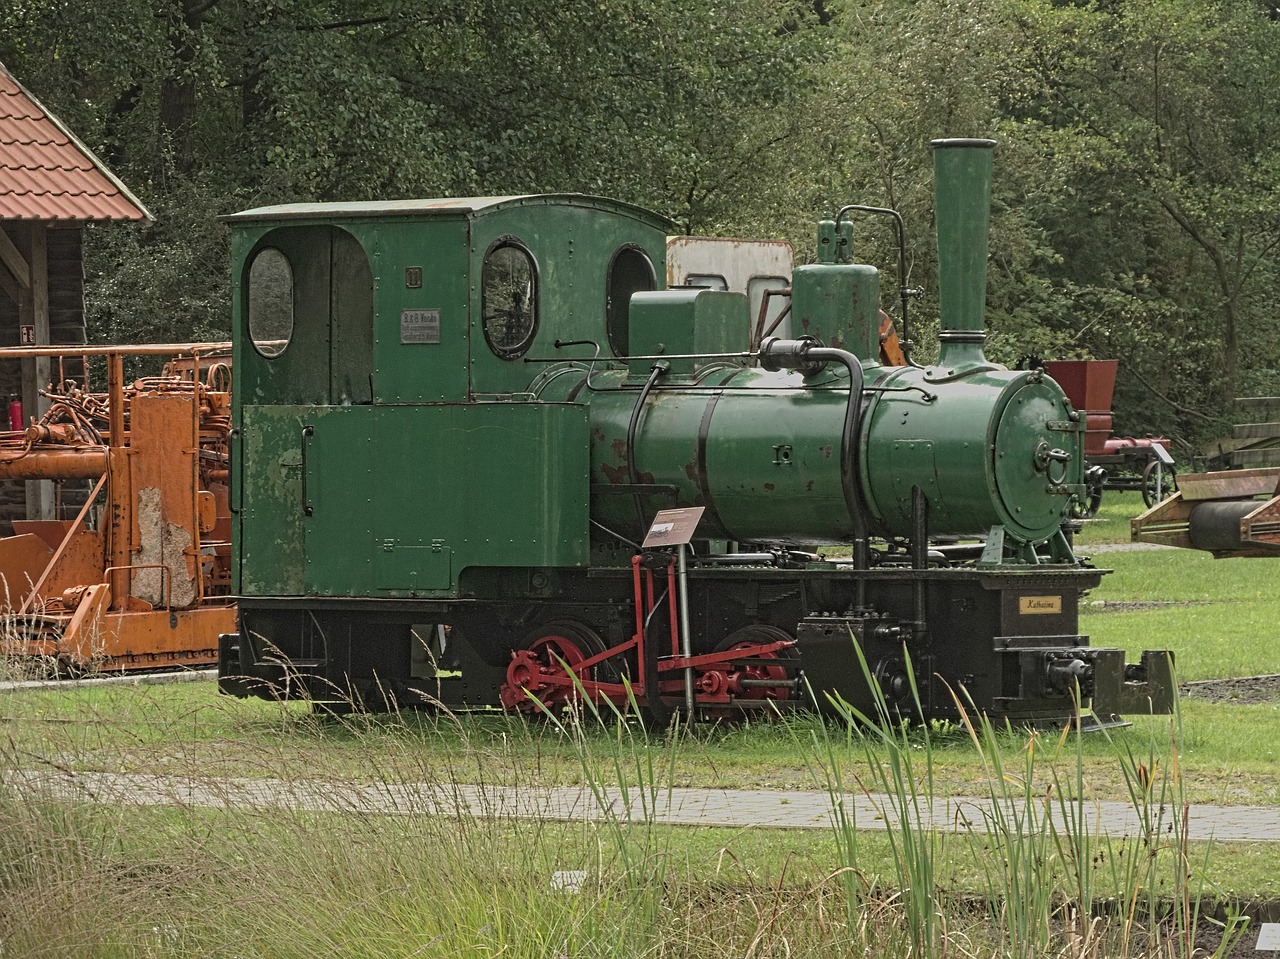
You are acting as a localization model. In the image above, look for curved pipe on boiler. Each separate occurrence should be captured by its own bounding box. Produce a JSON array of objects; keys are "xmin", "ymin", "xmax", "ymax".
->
[
  {"xmin": 758, "ymin": 339, "xmax": 870, "ymax": 576},
  {"xmin": 626, "ymin": 362, "xmax": 669, "ymax": 536}
]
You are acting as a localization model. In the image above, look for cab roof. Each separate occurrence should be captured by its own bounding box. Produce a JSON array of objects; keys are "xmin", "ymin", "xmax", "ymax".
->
[{"xmin": 223, "ymin": 193, "xmax": 675, "ymax": 231}]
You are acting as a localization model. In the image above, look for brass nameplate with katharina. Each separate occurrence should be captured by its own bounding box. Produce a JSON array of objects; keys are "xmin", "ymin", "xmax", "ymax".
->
[{"xmin": 1019, "ymin": 595, "xmax": 1062, "ymax": 615}]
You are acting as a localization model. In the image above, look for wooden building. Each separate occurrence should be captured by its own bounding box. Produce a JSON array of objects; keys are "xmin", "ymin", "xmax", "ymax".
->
[{"xmin": 0, "ymin": 61, "xmax": 150, "ymax": 525}]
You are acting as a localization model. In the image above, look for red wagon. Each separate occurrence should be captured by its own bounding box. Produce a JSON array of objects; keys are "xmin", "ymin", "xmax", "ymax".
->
[{"xmin": 1043, "ymin": 360, "xmax": 1177, "ymax": 518}]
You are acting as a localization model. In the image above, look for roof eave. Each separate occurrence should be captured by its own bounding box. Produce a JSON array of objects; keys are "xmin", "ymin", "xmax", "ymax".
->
[
  {"xmin": 0, "ymin": 60, "xmax": 153, "ymax": 224},
  {"xmin": 222, "ymin": 193, "xmax": 676, "ymax": 234}
]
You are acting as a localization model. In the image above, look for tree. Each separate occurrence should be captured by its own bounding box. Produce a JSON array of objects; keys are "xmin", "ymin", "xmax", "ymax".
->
[
  {"xmin": 4, "ymin": 0, "xmax": 1277, "ymax": 453},
  {"xmin": 999, "ymin": 0, "xmax": 1280, "ymax": 436},
  {"xmin": 2, "ymin": 0, "xmax": 833, "ymax": 342}
]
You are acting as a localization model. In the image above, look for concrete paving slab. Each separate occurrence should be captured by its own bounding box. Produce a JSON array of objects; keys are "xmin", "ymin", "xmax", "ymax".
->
[{"xmin": 7, "ymin": 768, "xmax": 1280, "ymax": 843}]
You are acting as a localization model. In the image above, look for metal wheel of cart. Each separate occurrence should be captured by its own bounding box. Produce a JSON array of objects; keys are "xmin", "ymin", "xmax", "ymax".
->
[{"xmin": 1141, "ymin": 459, "xmax": 1178, "ymax": 507}]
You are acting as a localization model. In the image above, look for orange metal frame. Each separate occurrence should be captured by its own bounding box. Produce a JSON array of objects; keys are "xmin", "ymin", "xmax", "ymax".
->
[{"xmin": 0, "ymin": 343, "xmax": 234, "ymax": 672}]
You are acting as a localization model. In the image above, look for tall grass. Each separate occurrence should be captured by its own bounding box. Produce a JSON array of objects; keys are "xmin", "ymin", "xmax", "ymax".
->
[
  {"xmin": 531, "ymin": 682, "xmax": 683, "ymax": 940},
  {"xmin": 955, "ymin": 708, "xmax": 1060, "ymax": 959},
  {"xmin": 797, "ymin": 640, "xmax": 1253, "ymax": 959},
  {"xmin": 0, "ymin": 664, "xmax": 1259, "ymax": 958},
  {"xmin": 0, "ymin": 702, "xmax": 652, "ymax": 958},
  {"xmin": 814, "ymin": 647, "xmax": 944, "ymax": 958}
]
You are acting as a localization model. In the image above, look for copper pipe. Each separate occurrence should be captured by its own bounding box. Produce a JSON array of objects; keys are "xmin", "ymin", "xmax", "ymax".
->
[
  {"xmin": 107, "ymin": 354, "xmax": 125, "ymax": 448},
  {"xmin": 191, "ymin": 352, "xmax": 203, "ymax": 604},
  {"xmin": 108, "ymin": 356, "xmax": 130, "ymax": 610},
  {"xmin": 0, "ymin": 342, "xmax": 231, "ymax": 360},
  {"xmin": 0, "ymin": 448, "xmax": 108, "ymax": 478}
]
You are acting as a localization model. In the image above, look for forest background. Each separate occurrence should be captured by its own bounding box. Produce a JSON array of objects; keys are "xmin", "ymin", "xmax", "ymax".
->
[{"xmin": 1, "ymin": 0, "xmax": 1277, "ymax": 454}]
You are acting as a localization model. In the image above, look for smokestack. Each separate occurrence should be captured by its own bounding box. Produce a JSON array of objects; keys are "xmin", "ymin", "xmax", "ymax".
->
[{"xmin": 931, "ymin": 138, "xmax": 996, "ymax": 370}]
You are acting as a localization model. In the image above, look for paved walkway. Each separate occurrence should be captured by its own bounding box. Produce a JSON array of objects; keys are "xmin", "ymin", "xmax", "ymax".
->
[
  {"xmin": 8, "ymin": 767, "xmax": 1280, "ymax": 843},
  {"xmin": 0, "ymin": 669, "xmax": 216, "ymax": 694},
  {"xmin": 1081, "ymin": 542, "xmax": 1176, "ymax": 553}
]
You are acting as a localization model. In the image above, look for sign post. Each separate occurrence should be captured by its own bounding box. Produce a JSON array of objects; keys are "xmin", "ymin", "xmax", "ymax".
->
[{"xmin": 642, "ymin": 506, "xmax": 705, "ymax": 717}]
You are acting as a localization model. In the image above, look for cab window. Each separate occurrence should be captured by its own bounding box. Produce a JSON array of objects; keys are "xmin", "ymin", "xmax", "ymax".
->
[
  {"xmin": 606, "ymin": 247, "xmax": 656, "ymax": 357},
  {"xmin": 482, "ymin": 240, "xmax": 538, "ymax": 359},
  {"xmin": 247, "ymin": 248, "xmax": 294, "ymax": 358}
]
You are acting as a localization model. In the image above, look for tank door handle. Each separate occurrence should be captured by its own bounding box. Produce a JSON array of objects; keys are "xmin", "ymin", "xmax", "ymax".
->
[
  {"xmin": 301, "ymin": 425, "xmax": 315, "ymax": 516},
  {"xmin": 228, "ymin": 427, "xmax": 239, "ymax": 515}
]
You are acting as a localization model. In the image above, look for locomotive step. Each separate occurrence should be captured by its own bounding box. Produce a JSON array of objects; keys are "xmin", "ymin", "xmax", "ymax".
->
[{"xmin": 261, "ymin": 657, "xmax": 326, "ymax": 670}]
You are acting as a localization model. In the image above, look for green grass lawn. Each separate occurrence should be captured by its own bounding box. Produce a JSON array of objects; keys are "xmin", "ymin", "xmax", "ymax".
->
[
  {"xmin": 1076, "ymin": 491, "xmax": 1280, "ymax": 683},
  {"xmin": 5, "ymin": 678, "xmax": 1280, "ymax": 807},
  {"xmin": 1082, "ymin": 549, "xmax": 1280, "ymax": 679},
  {"xmin": 3, "ymin": 490, "xmax": 1279, "ymax": 951},
  {"xmin": 1074, "ymin": 489, "xmax": 1153, "ymax": 547},
  {"xmin": 2, "ymin": 789, "xmax": 1264, "ymax": 958},
  {"xmin": 2, "ymin": 682, "xmax": 1274, "ymax": 956}
]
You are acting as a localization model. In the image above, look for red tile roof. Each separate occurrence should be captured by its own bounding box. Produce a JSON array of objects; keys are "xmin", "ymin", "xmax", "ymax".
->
[{"xmin": 0, "ymin": 63, "xmax": 151, "ymax": 222}]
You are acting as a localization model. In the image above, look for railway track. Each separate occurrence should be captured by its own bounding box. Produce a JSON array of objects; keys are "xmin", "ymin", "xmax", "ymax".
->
[
  {"xmin": 1181, "ymin": 674, "xmax": 1280, "ymax": 706},
  {"xmin": 3, "ymin": 665, "xmax": 1275, "ymax": 707}
]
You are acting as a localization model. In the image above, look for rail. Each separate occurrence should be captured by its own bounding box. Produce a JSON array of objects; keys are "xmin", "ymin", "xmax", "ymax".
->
[{"xmin": 0, "ymin": 342, "xmax": 231, "ymax": 360}]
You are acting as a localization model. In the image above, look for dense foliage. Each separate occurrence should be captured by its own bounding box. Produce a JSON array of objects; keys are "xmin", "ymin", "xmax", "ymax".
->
[{"xmin": 1, "ymin": 0, "xmax": 1276, "ymax": 449}]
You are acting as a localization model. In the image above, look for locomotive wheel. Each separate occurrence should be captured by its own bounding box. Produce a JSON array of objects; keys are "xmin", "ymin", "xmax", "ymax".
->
[
  {"xmin": 702, "ymin": 624, "xmax": 798, "ymax": 722},
  {"xmin": 1140, "ymin": 460, "xmax": 1177, "ymax": 508},
  {"xmin": 1070, "ymin": 476, "xmax": 1104, "ymax": 520},
  {"xmin": 503, "ymin": 620, "xmax": 621, "ymax": 715}
]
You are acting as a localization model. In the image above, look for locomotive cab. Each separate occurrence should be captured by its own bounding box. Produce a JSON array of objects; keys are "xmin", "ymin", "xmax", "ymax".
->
[{"xmin": 227, "ymin": 196, "xmax": 673, "ymax": 602}]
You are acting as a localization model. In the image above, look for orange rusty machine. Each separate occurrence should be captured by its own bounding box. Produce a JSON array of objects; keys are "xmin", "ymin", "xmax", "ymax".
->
[{"xmin": 0, "ymin": 343, "xmax": 234, "ymax": 672}]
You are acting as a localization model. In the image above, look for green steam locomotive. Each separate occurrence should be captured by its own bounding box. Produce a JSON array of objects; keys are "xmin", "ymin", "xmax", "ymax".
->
[{"xmin": 218, "ymin": 139, "xmax": 1173, "ymax": 726}]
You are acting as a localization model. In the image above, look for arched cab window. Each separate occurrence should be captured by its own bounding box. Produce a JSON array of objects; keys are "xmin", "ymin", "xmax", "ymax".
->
[
  {"xmin": 606, "ymin": 246, "xmax": 657, "ymax": 357},
  {"xmin": 482, "ymin": 239, "xmax": 538, "ymax": 359},
  {"xmin": 247, "ymin": 247, "xmax": 294, "ymax": 358}
]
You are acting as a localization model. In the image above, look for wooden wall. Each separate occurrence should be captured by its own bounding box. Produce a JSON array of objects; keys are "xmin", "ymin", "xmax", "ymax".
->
[{"xmin": 0, "ymin": 223, "xmax": 87, "ymax": 531}]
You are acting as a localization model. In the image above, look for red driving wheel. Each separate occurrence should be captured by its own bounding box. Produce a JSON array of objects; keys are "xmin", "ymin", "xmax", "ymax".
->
[
  {"xmin": 501, "ymin": 621, "xmax": 606, "ymax": 713},
  {"xmin": 701, "ymin": 624, "xmax": 796, "ymax": 720}
]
